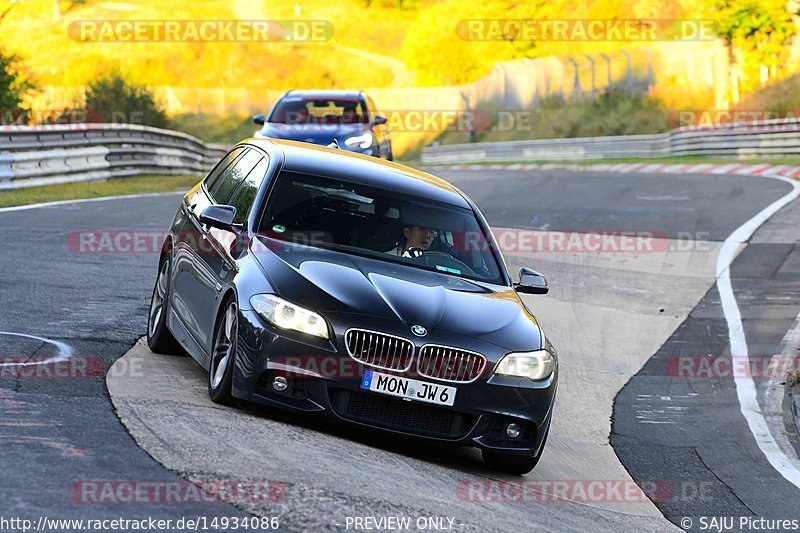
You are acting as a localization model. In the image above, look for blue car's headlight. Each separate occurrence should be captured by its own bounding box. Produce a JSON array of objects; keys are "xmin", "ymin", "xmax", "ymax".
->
[
  {"xmin": 250, "ymin": 294, "xmax": 329, "ymax": 339},
  {"xmin": 494, "ymin": 350, "xmax": 554, "ymax": 380},
  {"xmin": 344, "ymin": 132, "xmax": 373, "ymax": 149}
]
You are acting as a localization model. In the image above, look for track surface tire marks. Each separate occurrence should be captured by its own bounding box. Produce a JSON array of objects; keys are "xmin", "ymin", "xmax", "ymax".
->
[
  {"xmin": 611, "ymin": 193, "xmax": 800, "ymax": 527},
  {"xmin": 440, "ymin": 170, "xmax": 791, "ymax": 241},
  {"xmin": 0, "ymin": 194, "xmax": 247, "ymax": 521}
]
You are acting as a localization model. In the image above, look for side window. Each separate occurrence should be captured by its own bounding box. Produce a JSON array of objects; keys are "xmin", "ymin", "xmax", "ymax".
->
[
  {"xmin": 229, "ymin": 156, "xmax": 269, "ymax": 225},
  {"xmin": 204, "ymin": 147, "xmax": 245, "ymax": 192},
  {"xmin": 208, "ymin": 148, "xmax": 262, "ymax": 204}
]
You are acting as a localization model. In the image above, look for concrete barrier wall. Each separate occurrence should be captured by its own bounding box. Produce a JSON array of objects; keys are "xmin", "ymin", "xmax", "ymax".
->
[
  {"xmin": 422, "ymin": 119, "xmax": 800, "ymax": 164},
  {"xmin": 0, "ymin": 124, "xmax": 228, "ymax": 190}
]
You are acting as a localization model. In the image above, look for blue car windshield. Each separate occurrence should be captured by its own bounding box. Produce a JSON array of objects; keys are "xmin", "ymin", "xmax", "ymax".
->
[
  {"xmin": 257, "ymin": 171, "xmax": 505, "ymax": 285},
  {"xmin": 269, "ymin": 97, "xmax": 368, "ymax": 125}
]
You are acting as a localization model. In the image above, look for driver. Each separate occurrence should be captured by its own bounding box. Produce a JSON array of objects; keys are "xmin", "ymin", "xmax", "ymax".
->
[{"xmin": 387, "ymin": 225, "xmax": 438, "ymax": 257}]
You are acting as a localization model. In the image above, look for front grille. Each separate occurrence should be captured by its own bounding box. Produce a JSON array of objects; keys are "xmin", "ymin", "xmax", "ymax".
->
[
  {"xmin": 345, "ymin": 329, "xmax": 414, "ymax": 372},
  {"xmin": 330, "ymin": 389, "xmax": 475, "ymax": 439},
  {"xmin": 417, "ymin": 345, "xmax": 486, "ymax": 382}
]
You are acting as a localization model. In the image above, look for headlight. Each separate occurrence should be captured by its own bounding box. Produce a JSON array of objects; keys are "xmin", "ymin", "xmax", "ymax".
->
[
  {"xmin": 494, "ymin": 350, "xmax": 554, "ymax": 380},
  {"xmin": 250, "ymin": 294, "xmax": 329, "ymax": 339},
  {"xmin": 344, "ymin": 132, "xmax": 373, "ymax": 149}
]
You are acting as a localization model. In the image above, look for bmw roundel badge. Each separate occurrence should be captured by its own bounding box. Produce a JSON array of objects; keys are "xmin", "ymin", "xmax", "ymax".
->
[{"xmin": 411, "ymin": 325, "xmax": 427, "ymax": 337}]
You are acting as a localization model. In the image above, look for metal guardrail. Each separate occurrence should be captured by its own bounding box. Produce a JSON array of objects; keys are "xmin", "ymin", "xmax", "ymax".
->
[
  {"xmin": 421, "ymin": 119, "xmax": 800, "ymax": 164},
  {"xmin": 0, "ymin": 124, "xmax": 229, "ymax": 190}
]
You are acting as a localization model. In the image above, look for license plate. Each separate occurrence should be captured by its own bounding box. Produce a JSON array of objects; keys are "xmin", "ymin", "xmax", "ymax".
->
[{"xmin": 360, "ymin": 370, "xmax": 456, "ymax": 407}]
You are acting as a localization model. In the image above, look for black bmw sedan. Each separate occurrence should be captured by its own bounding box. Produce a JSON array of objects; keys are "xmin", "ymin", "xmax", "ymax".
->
[{"xmin": 147, "ymin": 138, "xmax": 557, "ymax": 475}]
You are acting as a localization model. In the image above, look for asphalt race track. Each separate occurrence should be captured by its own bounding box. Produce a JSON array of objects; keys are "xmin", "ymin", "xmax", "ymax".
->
[{"xmin": 2, "ymin": 169, "xmax": 799, "ymax": 531}]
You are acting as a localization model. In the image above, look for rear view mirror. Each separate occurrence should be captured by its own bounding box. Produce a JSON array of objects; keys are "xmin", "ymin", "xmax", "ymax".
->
[
  {"xmin": 514, "ymin": 267, "xmax": 548, "ymax": 295},
  {"xmin": 252, "ymin": 114, "xmax": 265, "ymax": 125},
  {"xmin": 373, "ymin": 114, "xmax": 387, "ymax": 126}
]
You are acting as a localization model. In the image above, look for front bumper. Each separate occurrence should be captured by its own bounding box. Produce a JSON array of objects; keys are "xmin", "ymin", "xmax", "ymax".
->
[{"xmin": 233, "ymin": 309, "xmax": 557, "ymax": 457}]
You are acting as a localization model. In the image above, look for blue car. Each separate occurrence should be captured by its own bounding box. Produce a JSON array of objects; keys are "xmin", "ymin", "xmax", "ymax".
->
[{"xmin": 253, "ymin": 90, "xmax": 393, "ymax": 160}]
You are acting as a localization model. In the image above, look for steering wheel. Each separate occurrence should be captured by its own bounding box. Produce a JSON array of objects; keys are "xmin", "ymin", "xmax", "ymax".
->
[{"xmin": 413, "ymin": 250, "xmax": 477, "ymax": 277}]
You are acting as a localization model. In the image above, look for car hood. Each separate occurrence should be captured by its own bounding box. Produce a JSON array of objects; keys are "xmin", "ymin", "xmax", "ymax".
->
[
  {"xmin": 250, "ymin": 237, "xmax": 543, "ymax": 351},
  {"xmin": 258, "ymin": 122, "xmax": 368, "ymax": 146}
]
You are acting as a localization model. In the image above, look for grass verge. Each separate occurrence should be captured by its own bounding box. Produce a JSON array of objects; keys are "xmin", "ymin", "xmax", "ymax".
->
[{"xmin": 0, "ymin": 175, "xmax": 199, "ymax": 209}]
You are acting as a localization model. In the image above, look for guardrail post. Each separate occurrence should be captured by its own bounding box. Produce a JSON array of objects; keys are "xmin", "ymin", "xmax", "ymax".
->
[
  {"xmin": 544, "ymin": 68, "xmax": 551, "ymax": 100},
  {"xmin": 599, "ymin": 53, "xmax": 612, "ymax": 91},
  {"xmin": 584, "ymin": 54, "xmax": 596, "ymax": 99},
  {"xmin": 564, "ymin": 56, "xmax": 582, "ymax": 101},
  {"xmin": 620, "ymin": 50, "xmax": 634, "ymax": 96},
  {"xmin": 460, "ymin": 91, "xmax": 475, "ymax": 143},
  {"xmin": 0, "ymin": 152, "xmax": 13, "ymax": 181},
  {"xmin": 644, "ymin": 49, "xmax": 655, "ymax": 88},
  {"xmin": 525, "ymin": 58, "xmax": 541, "ymax": 107}
]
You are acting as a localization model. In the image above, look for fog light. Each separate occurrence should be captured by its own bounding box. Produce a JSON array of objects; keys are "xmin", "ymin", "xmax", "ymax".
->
[
  {"xmin": 272, "ymin": 376, "xmax": 289, "ymax": 393},
  {"xmin": 505, "ymin": 423, "xmax": 522, "ymax": 439}
]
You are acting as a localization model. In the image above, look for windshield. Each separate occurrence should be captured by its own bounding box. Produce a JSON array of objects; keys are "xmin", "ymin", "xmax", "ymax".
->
[
  {"xmin": 269, "ymin": 97, "xmax": 368, "ymax": 125},
  {"xmin": 257, "ymin": 172, "xmax": 505, "ymax": 284}
]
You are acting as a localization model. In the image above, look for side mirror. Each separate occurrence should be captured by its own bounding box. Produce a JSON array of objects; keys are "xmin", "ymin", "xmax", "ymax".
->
[
  {"xmin": 252, "ymin": 113, "xmax": 265, "ymax": 125},
  {"xmin": 372, "ymin": 114, "xmax": 387, "ymax": 126},
  {"xmin": 199, "ymin": 205, "xmax": 236, "ymax": 232},
  {"xmin": 514, "ymin": 267, "xmax": 548, "ymax": 295}
]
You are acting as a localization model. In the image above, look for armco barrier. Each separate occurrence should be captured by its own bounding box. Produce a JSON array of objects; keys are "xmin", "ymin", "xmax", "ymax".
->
[
  {"xmin": 421, "ymin": 118, "xmax": 800, "ymax": 164},
  {"xmin": 0, "ymin": 124, "xmax": 229, "ymax": 190},
  {"xmin": 0, "ymin": 152, "xmax": 13, "ymax": 182}
]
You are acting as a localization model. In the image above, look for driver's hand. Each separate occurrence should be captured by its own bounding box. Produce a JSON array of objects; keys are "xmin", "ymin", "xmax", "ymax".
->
[{"xmin": 404, "ymin": 247, "xmax": 425, "ymax": 258}]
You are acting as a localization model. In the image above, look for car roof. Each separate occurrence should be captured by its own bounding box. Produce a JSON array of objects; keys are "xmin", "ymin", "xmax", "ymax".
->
[
  {"xmin": 246, "ymin": 138, "xmax": 472, "ymax": 209},
  {"xmin": 282, "ymin": 90, "xmax": 364, "ymax": 100}
]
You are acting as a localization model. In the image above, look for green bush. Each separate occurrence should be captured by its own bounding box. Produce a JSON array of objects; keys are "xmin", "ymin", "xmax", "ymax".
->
[
  {"xmin": 169, "ymin": 113, "xmax": 256, "ymax": 145},
  {"xmin": 436, "ymin": 81, "xmax": 668, "ymax": 145},
  {"xmin": 85, "ymin": 73, "xmax": 168, "ymax": 128},
  {"xmin": 733, "ymin": 73, "xmax": 800, "ymax": 115},
  {"xmin": 0, "ymin": 48, "xmax": 33, "ymax": 113}
]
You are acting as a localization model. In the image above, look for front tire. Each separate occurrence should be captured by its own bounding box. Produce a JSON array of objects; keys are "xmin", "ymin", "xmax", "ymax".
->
[
  {"xmin": 208, "ymin": 298, "xmax": 238, "ymax": 405},
  {"xmin": 147, "ymin": 255, "xmax": 183, "ymax": 354}
]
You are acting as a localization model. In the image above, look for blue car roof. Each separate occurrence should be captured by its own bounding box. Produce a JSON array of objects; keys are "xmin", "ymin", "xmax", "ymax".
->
[{"xmin": 283, "ymin": 90, "xmax": 364, "ymax": 100}]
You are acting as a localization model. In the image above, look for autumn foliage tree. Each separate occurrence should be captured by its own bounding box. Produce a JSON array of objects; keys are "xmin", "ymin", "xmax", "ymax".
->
[
  {"xmin": 84, "ymin": 73, "xmax": 169, "ymax": 128},
  {"xmin": 711, "ymin": 0, "xmax": 798, "ymax": 99},
  {"xmin": 0, "ymin": 48, "xmax": 32, "ymax": 114}
]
